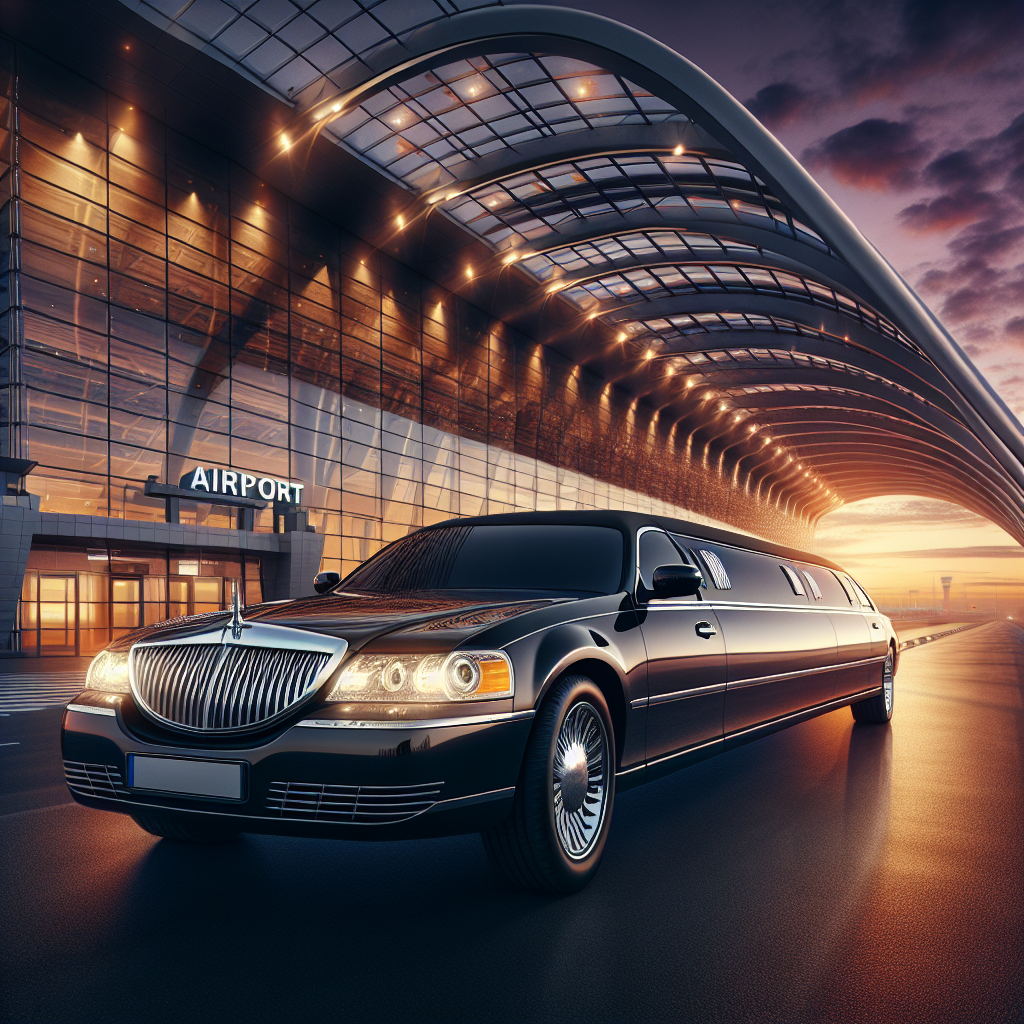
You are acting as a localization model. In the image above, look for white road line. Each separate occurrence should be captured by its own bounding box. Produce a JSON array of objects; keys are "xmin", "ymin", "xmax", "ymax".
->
[{"xmin": 0, "ymin": 675, "xmax": 88, "ymax": 714}]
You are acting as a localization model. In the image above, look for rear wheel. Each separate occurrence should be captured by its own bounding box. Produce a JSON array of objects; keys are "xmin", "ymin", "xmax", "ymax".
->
[
  {"xmin": 483, "ymin": 674, "xmax": 614, "ymax": 893},
  {"xmin": 131, "ymin": 813, "xmax": 241, "ymax": 844},
  {"xmin": 852, "ymin": 647, "xmax": 895, "ymax": 724}
]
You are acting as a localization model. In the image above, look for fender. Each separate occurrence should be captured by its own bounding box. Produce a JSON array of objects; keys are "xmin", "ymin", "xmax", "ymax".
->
[{"xmin": 528, "ymin": 623, "xmax": 629, "ymax": 707}]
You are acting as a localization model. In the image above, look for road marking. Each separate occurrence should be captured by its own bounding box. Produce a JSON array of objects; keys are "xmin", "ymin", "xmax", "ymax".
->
[{"xmin": 0, "ymin": 673, "xmax": 87, "ymax": 714}]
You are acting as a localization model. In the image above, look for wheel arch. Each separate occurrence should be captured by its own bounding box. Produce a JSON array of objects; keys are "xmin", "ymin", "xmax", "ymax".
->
[{"xmin": 552, "ymin": 658, "xmax": 628, "ymax": 769}]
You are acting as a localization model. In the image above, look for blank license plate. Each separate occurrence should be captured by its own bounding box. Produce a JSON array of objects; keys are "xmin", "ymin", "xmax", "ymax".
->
[{"xmin": 130, "ymin": 755, "xmax": 244, "ymax": 799}]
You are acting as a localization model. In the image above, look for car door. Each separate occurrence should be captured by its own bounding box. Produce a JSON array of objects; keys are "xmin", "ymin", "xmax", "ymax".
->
[
  {"xmin": 635, "ymin": 528, "xmax": 727, "ymax": 763},
  {"xmin": 842, "ymin": 572, "xmax": 889, "ymax": 686},
  {"xmin": 694, "ymin": 544, "xmax": 838, "ymax": 733},
  {"xmin": 802, "ymin": 565, "xmax": 871, "ymax": 698}
]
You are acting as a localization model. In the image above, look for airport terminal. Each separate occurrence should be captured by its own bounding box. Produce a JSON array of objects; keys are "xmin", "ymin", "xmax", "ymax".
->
[{"xmin": 1, "ymin": 0, "xmax": 1022, "ymax": 659}]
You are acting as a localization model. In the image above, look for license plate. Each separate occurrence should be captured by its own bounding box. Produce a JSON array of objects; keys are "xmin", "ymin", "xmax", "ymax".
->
[{"xmin": 129, "ymin": 755, "xmax": 244, "ymax": 800}]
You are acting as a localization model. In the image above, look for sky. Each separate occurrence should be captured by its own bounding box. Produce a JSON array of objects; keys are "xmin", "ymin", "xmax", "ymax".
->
[
  {"xmin": 532, "ymin": 0, "xmax": 1024, "ymax": 422},
  {"xmin": 533, "ymin": 0, "xmax": 1024, "ymax": 612}
]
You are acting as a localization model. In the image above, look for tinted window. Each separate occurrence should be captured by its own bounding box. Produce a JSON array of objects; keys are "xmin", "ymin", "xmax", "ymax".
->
[
  {"xmin": 800, "ymin": 569, "xmax": 823, "ymax": 601},
  {"xmin": 693, "ymin": 543, "xmax": 807, "ymax": 604},
  {"xmin": 638, "ymin": 530, "xmax": 688, "ymax": 590},
  {"xmin": 832, "ymin": 571, "xmax": 858, "ymax": 606},
  {"xmin": 342, "ymin": 525, "xmax": 624, "ymax": 594},
  {"xmin": 797, "ymin": 564, "xmax": 848, "ymax": 606},
  {"xmin": 848, "ymin": 576, "xmax": 875, "ymax": 610}
]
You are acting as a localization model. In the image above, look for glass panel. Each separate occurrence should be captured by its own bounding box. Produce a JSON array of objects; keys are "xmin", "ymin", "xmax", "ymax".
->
[
  {"xmin": 192, "ymin": 576, "xmax": 222, "ymax": 614},
  {"xmin": 111, "ymin": 576, "xmax": 141, "ymax": 629},
  {"xmin": 38, "ymin": 575, "xmax": 76, "ymax": 652}
]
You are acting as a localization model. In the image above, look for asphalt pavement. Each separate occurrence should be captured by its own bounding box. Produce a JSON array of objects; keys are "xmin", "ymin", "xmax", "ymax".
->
[{"xmin": 1, "ymin": 622, "xmax": 1021, "ymax": 1023}]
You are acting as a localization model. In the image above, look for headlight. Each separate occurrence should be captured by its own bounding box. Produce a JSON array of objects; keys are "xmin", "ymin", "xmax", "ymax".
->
[
  {"xmin": 85, "ymin": 650, "xmax": 131, "ymax": 693},
  {"xmin": 326, "ymin": 651, "xmax": 513, "ymax": 703}
]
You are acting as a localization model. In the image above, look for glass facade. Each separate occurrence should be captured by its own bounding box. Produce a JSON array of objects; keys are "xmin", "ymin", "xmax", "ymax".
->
[
  {"xmin": 19, "ymin": 545, "xmax": 263, "ymax": 656},
  {"xmin": 0, "ymin": 35, "xmax": 811, "ymax": 658}
]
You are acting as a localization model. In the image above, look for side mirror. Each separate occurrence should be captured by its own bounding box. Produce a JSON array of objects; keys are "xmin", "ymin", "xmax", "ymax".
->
[
  {"xmin": 652, "ymin": 564, "xmax": 704, "ymax": 598},
  {"xmin": 313, "ymin": 571, "xmax": 341, "ymax": 595}
]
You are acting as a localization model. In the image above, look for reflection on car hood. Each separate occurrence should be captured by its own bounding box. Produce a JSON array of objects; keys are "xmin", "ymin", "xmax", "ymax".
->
[{"xmin": 112, "ymin": 592, "xmax": 565, "ymax": 651}]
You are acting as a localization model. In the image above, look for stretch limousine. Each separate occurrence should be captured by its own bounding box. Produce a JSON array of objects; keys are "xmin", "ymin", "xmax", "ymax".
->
[{"xmin": 63, "ymin": 511, "xmax": 897, "ymax": 892}]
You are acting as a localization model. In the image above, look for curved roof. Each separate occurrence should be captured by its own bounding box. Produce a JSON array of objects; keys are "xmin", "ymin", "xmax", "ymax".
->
[{"xmin": 122, "ymin": 0, "xmax": 1024, "ymax": 544}]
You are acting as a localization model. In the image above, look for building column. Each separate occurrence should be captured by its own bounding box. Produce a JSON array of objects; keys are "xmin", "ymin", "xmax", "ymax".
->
[{"xmin": 0, "ymin": 496, "xmax": 42, "ymax": 651}]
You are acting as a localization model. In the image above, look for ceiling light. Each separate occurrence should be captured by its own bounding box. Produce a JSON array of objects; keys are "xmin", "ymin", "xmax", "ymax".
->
[
  {"xmin": 673, "ymin": 144, "xmax": 684, "ymax": 156},
  {"xmin": 280, "ymin": 133, "xmax": 291, "ymax": 150}
]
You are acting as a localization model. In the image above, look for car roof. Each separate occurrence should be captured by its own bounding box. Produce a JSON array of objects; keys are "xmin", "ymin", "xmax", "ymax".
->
[{"xmin": 420, "ymin": 509, "xmax": 845, "ymax": 573}]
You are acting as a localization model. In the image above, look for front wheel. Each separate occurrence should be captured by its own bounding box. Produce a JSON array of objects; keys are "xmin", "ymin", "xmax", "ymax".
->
[
  {"xmin": 131, "ymin": 813, "xmax": 241, "ymax": 844},
  {"xmin": 852, "ymin": 648, "xmax": 894, "ymax": 724},
  {"xmin": 483, "ymin": 674, "xmax": 615, "ymax": 892}
]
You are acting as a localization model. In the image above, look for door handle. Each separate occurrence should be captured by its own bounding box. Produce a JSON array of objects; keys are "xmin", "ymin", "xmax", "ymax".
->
[{"xmin": 695, "ymin": 621, "xmax": 717, "ymax": 639}]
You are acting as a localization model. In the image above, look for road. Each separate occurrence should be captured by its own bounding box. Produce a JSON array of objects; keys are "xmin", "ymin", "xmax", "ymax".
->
[{"xmin": 1, "ymin": 622, "xmax": 1021, "ymax": 1023}]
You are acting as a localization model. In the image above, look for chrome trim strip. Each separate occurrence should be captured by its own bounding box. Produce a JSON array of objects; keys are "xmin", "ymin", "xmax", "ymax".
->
[
  {"xmin": 647, "ymin": 734, "xmax": 723, "ymax": 768},
  {"xmin": 294, "ymin": 709, "xmax": 536, "ymax": 730},
  {"xmin": 427, "ymin": 785, "xmax": 516, "ymax": 811},
  {"xmin": 727, "ymin": 655, "xmax": 885, "ymax": 690},
  {"xmin": 727, "ymin": 686, "xmax": 881, "ymax": 740},
  {"xmin": 66, "ymin": 704, "xmax": 116, "ymax": 717},
  {"xmin": 649, "ymin": 681, "xmax": 728, "ymax": 706},
  {"xmin": 616, "ymin": 762, "xmax": 646, "ymax": 777},
  {"xmin": 629, "ymin": 696, "xmax": 649, "ymax": 709},
  {"xmin": 643, "ymin": 683, "xmax": 883, "ymax": 768}
]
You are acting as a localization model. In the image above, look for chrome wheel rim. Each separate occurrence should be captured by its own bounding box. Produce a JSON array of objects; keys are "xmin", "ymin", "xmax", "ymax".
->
[
  {"xmin": 883, "ymin": 652, "xmax": 894, "ymax": 713},
  {"xmin": 552, "ymin": 701, "xmax": 609, "ymax": 860}
]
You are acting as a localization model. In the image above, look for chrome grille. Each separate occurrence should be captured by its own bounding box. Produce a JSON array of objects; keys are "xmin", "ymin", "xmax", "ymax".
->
[
  {"xmin": 64, "ymin": 761, "xmax": 126, "ymax": 797},
  {"xmin": 266, "ymin": 780, "xmax": 443, "ymax": 824},
  {"xmin": 131, "ymin": 643, "xmax": 332, "ymax": 733}
]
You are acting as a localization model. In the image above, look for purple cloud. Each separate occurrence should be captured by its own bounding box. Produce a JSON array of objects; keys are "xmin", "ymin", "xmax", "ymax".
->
[
  {"xmin": 802, "ymin": 119, "xmax": 930, "ymax": 190},
  {"xmin": 744, "ymin": 82, "xmax": 812, "ymax": 128}
]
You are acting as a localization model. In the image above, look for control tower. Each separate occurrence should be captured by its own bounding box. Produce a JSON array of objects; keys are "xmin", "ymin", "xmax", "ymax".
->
[{"xmin": 941, "ymin": 576, "xmax": 953, "ymax": 616}]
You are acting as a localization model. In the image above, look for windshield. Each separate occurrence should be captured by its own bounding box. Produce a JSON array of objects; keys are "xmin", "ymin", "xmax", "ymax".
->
[{"xmin": 341, "ymin": 524, "xmax": 625, "ymax": 595}]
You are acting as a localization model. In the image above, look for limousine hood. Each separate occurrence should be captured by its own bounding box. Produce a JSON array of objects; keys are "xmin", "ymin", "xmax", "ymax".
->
[{"xmin": 106, "ymin": 592, "xmax": 566, "ymax": 653}]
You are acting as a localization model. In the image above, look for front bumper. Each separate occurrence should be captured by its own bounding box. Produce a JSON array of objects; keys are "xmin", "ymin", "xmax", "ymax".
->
[{"xmin": 61, "ymin": 697, "xmax": 533, "ymax": 840}]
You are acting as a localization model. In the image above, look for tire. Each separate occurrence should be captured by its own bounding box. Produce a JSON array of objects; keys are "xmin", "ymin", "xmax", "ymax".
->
[
  {"xmin": 852, "ymin": 647, "xmax": 895, "ymax": 724},
  {"xmin": 483, "ymin": 674, "xmax": 615, "ymax": 893},
  {"xmin": 131, "ymin": 813, "xmax": 241, "ymax": 844}
]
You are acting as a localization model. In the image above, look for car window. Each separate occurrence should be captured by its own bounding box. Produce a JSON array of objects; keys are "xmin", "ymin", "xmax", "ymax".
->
[
  {"xmin": 800, "ymin": 569, "xmax": 823, "ymax": 601},
  {"xmin": 832, "ymin": 572, "xmax": 858, "ymax": 606},
  {"xmin": 798, "ymin": 564, "xmax": 847, "ymax": 606},
  {"xmin": 697, "ymin": 544, "xmax": 806, "ymax": 604},
  {"xmin": 342, "ymin": 524, "xmax": 625, "ymax": 594},
  {"xmin": 638, "ymin": 530, "xmax": 686, "ymax": 590},
  {"xmin": 848, "ymin": 576, "xmax": 876, "ymax": 610}
]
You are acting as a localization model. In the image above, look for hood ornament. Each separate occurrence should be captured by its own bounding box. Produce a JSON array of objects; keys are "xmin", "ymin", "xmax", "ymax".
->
[{"xmin": 229, "ymin": 579, "xmax": 251, "ymax": 641}]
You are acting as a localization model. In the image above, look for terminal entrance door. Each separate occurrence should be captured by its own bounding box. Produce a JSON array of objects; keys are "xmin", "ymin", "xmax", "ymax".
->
[
  {"xmin": 38, "ymin": 575, "xmax": 77, "ymax": 655},
  {"xmin": 110, "ymin": 576, "xmax": 143, "ymax": 641},
  {"xmin": 168, "ymin": 576, "xmax": 224, "ymax": 618}
]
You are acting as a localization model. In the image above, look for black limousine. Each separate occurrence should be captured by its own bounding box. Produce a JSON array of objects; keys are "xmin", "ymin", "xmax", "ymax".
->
[{"xmin": 63, "ymin": 511, "xmax": 897, "ymax": 891}]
